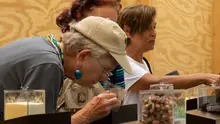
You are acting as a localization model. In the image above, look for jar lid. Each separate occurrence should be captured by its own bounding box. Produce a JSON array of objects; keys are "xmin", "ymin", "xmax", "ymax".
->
[{"xmin": 150, "ymin": 83, "xmax": 174, "ymax": 90}]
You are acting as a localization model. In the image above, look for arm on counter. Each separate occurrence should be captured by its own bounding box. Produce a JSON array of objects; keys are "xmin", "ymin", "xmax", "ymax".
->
[{"xmin": 129, "ymin": 73, "xmax": 220, "ymax": 92}]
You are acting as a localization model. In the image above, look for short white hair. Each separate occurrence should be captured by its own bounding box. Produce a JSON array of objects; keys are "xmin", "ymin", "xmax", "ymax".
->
[{"xmin": 62, "ymin": 29, "xmax": 108, "ymax": 58}]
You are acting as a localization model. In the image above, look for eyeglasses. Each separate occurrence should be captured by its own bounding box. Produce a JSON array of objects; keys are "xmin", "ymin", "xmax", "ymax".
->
[{"xmin": 94, "ymin": 58, "xmax": 113, "ymax": 77}]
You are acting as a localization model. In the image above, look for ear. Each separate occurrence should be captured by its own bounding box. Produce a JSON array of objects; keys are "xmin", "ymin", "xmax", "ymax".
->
[
  {"xmin": 76, "ymin": 12, "xmax": 82, "ymax": 21},
  {"xmin": 117, "ymin": 3, "xmax": 122, "ymax": 11},
  {"xmin": 76, "ymin": 49, "xmax": 91, "ymax": 68},
  {"xmin": 123, "ymin": 25, "xmax": 132, "ymax": 38}
]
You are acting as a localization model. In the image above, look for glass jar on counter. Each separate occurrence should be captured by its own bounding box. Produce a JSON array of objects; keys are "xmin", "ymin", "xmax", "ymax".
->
[
  {"xmin": 173, "ymin": 90, "xmax": 186, "ymax": 124},
  {"xmin": 27, "ymin": 90, "xmax": 45, "ymax": 115},
  {"xmin": 4, "ymin": 90, "xmax": 28, "ymax": 120},
  {"xmin": 4, "ymin": 90, "xmax": 45, "ymax": 120},
  {"xmin": 139, "ymin": 90, "xmax": 174, "ymax": 124},
  {"xmin": 141, "ymin": 83, "xmax": 186, "ymax": 124},
  {"xmin": 198, "ymin": 85, "xmax": 220, "ymax": 114}
]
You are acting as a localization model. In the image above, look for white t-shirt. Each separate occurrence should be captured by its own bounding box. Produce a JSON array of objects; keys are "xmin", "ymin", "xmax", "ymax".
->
[{"xmin": 123, "ymin": 56, "xmax": 150, "ymax": 105}]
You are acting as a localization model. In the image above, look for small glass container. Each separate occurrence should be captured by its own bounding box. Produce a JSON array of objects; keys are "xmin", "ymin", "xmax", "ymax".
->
[
  {"xmin": 198, "ymin": 85, "xmax": 220, "ymax": 114},
  {"xmin": 27, "ymin": 90, "xmax": 45, "ymax": 115},
  {"xmin": 106, "ymin": 88, "xmax": 124, "ymax": 103},
  {"xmin": 104, "ymin": 86, "xmax": 124, "ymax": 112},
  {"xmin": 139, "ymin": 90, "xmax": 174, "ymax": 124},
  {"xmin": 103, "ymin": 80, "xmax": 125, "ymax": 105},
  {"xmin": 4, "ymin": 90, "xmax": 28, "ymax": 120},
  {"xmin": 173, "ymin": 90, "xmax": 186, "ymax": 124},
  {"xmin": 4, "ymin": 90, "xmax": 45, "ymax": 120}
]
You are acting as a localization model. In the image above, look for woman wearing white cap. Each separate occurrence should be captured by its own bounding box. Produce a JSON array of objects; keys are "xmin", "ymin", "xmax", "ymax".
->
[
  {"xmin": 55, "ymin": 0, "xmax": 125, "ymax": 114},
  {"xmin": 0, "ymin": 16, "xmax": 132, "ymax": 123}
]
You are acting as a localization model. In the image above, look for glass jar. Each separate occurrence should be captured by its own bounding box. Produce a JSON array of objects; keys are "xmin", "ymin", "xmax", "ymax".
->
[
  {"xmin": 27, "ymin": 90, "xmax": 45, "ymax": 115},
  {"xmin": 173, "ymin": 90, "xmax": 186, "ymax": 124},
  {"xmin": 4, "ymin": 90, "xmax": 28, "ymax": 120},
  {"xmin": 198, "ymin": 85, "xmax": 220, "ymax": 114},
  {"xmin": 104, "ymin": 87, "xmax": 124, "ymax": 112},
  {"xmin": 150, "ymin": 83, "xmax": 174, "ymax": 90},
  {"xmin": 149, "ymin": 84, "xmax": 186, "ymax": 124},
  {"xmin": 139, "ymin": 90, "xmax": 174, "ymax": 124},
  {"xmin": 4, "ymin": 90, "xmax": 45, "ymax": 120}
]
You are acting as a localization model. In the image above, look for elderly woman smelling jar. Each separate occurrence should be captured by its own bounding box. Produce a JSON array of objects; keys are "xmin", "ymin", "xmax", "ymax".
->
[{"xmin": 0, "ymin": 16, "xmax": 132, "ymax": 123}]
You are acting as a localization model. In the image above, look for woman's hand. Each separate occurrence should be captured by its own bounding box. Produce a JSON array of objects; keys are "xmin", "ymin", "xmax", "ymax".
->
[
  {"xmin": 71, "ymin": 92, "xmax": 120, "ymax": 124},
  {"xmin": 199, "ymin": 73, "xmax": 220, "ymax": 86}
]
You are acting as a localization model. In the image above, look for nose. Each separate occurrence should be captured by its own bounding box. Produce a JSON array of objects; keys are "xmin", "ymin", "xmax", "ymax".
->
[{"xmin": 151, "ymin": 29, "xmax": 156, "ymax": 38}]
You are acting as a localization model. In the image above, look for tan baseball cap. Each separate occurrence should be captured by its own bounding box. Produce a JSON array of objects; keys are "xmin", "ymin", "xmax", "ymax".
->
[{"xmin": 70, "ymin": 16, "xmax": 133, "ymax": 74}]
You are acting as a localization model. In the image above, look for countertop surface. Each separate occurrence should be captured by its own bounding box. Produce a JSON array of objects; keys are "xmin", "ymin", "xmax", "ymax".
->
[{"xmin": 187, "ymin": 109, "xmax": 220, "ymax": 120}]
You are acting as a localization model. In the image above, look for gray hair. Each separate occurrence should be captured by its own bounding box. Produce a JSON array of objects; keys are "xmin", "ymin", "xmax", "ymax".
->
[{"xmin": 61, "ymin": 29, "xmax": 108, "ymax": 58}]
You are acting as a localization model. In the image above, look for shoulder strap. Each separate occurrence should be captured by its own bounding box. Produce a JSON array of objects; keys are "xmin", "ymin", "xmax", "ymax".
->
[{"xmin": 143, "ymin": 57, "xmax": 153, "ymax": 74}]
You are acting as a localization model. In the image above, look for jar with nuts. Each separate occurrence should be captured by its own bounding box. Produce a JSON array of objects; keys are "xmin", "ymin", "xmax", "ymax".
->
[
  {"xmin": 139, "ymin": 90, "xmax": 174, "ymax": 124},
  {"xmin": 149, "ymin": 84, "xmax": 186, "ymax": 124}
]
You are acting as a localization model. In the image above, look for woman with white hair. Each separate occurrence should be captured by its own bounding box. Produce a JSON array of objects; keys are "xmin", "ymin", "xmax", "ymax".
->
[{"xmin": 0, "ymin": 16, "xmax": 132, "ymax": 123}]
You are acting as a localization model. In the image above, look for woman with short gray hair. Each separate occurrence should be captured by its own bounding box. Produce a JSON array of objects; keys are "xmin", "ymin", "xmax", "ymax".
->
[{"xmin": 0, "ymin": 16, "xmax": 132, "ymax": 123}]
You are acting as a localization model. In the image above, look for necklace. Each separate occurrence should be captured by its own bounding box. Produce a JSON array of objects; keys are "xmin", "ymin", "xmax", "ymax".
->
[{"xmin": 46, "ymin": 34, "xmax": 64, "ymax": 65}]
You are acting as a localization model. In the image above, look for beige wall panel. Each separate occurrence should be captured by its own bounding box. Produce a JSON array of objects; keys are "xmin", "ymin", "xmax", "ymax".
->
[
  {"xmin": 212, "ymin": 0, "xmax": 220, "ymax": 74},
  {"xmin": 150, "ymin": 0, "xmax": 213, "ymax": 75}
]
